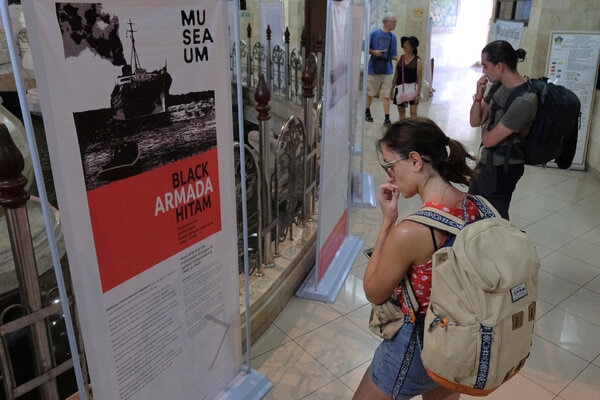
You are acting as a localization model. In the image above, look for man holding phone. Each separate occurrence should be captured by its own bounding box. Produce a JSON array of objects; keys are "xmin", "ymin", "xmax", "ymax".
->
[{"xmin": 365, "ymin": 12, "xmax": 398, "ymax": 129}]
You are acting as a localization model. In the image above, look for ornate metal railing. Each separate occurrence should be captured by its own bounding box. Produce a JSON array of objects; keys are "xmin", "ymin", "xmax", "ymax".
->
[
  {"xmin": 0, "ymin": 125, "xmax": 87, "ymax": 399},
  {"xmin": 230, "ymin": 26, "xmax": 323, "ymax": 271},
  {"xmin": 272, "ymin": 115, "xmax": 306, "ymax": 244},
  {"xmin": 231, "ymin": 24, "xmax": 324, "ymax": 104},
  {"xmin": 234, "ymin": 142, "xmax": 262, "ymax": 276},
  {"xmin": 235, "ymin": 55, "xmax": 320, "ymax": 275}
]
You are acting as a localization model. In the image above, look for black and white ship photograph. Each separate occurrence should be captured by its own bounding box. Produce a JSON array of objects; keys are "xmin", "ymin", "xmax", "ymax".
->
[{"xmin": 56, "ymin": 3, "xmax": 218, "ymax": 191}]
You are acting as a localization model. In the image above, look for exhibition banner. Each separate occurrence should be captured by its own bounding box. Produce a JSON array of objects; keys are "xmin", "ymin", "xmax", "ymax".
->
[
  {"xmin": 318, "ymin": 0, "xmax": 352, "ymax": 279},
  {"xmin": 22, "ymin": 1, "xmax": 241, "ymax": 399},
  {"xmin": 298, "ymin": 0, "xmax": 362, "ymax": 303}
]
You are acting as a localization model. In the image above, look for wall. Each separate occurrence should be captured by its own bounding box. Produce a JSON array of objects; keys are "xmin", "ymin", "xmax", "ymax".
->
[{"xmin": 514, "ymin": 0, "xmax": 600, "ymax": 174}]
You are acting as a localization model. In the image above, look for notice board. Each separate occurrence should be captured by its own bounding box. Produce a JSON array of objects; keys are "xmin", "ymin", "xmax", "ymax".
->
[{"xmin": 546, "ymin": 31, "xmax": 600, "ymax": 169}]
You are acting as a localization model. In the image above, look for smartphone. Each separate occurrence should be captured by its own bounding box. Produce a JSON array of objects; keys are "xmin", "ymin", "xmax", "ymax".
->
[{"xmin": 363, "ymin": 247, "xmax": 373, "ymax": 259}]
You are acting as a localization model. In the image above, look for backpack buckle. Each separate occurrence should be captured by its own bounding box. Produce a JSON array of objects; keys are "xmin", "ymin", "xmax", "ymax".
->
[{"xmin": 407, "ymin": 308, "xmax": 416, "ymax": 324}]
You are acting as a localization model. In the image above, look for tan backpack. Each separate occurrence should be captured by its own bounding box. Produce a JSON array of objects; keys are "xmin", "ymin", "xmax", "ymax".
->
[{"xmin": 406, "ymin": 195, "xmax": 540, "ymax": 396}]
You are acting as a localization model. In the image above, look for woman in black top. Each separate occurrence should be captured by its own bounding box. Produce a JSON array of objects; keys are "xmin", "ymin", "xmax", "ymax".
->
[{"xmin": 391, "ymin": 36, "xmax": 423, "ymax": 119}]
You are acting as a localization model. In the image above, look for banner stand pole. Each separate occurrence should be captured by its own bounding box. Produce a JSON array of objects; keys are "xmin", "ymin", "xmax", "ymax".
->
[
  {"xmin": 350, "ymin": 0, "xmax": 375, "ymax": 209},
  {"xmin": 0, "ymin": 1, "xmax": 89, "ymax": 399},
  {"xmin": 218, "ymin": 1, "xmax": 272, "ymax": 398}
]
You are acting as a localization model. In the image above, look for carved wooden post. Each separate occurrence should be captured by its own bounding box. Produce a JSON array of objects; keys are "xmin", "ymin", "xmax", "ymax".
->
[
  {"xmin": 284, "ymin": 27, "xmax": 290, "ymax": 100},
  {"xmin": 315, "ymin": 33, "xmax": 324, "ymax": 100},
  {"xmin": 300, "ymin": 26, "xmax": 307, "ymax": 68},
  {"xmin": 302, "ymin": 61, "xmax": 316, "ymax": 222},
  {"xmin": 0, "ymin": 124, "xmax": 59, "ymax": 399},
  {"xmin": 246, "ymin": 23, "xmax": 253, "ymax": 86},
  {"xmin": 254, "ymin": 74, "xmax": 275, "ymax": 266},
  {"xmin": 266, "ymin": 25, "xmax": 272, "ymax": 92}
]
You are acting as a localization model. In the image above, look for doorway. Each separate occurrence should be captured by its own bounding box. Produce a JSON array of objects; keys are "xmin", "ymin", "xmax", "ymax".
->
[
  {"xmin": 429, "ymin": 0, "xmax": 494, "ymax": 69},
  {"xmin": 304, "ymin": 0, "xmax": 327, "ymax": 55}
]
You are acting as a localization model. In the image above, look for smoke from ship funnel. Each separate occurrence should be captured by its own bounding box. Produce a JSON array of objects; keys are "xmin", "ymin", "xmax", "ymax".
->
[{"xmin": 56, "ymin": 3, "xmax": 126, "ymax": 66}]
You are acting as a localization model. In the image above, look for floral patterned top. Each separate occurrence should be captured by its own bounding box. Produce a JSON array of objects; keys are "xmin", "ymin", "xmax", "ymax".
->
[{"xmin": 398, "ymin": 199, "xmax": 480, "ymax": 316}]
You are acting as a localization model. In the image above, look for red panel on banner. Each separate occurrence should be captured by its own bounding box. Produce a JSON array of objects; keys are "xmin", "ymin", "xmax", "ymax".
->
[
  {"xmin": 87, "ymin": 149, "xmax": 222, "ymax": 292},
  {"xmin": 317, "ymin": 210, "xmax": 347, "ymax": 281}
]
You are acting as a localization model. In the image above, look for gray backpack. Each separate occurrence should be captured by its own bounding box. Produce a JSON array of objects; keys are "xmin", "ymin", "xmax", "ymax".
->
[{"xmin": 406, "ymin": 195, "xmax": 540, "ymax": 396}]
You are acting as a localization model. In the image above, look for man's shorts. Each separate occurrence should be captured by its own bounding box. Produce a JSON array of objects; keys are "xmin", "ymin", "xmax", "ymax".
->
[{"xmin": 367, "ymin": 73, "xmax": 394, "ymax": 99}]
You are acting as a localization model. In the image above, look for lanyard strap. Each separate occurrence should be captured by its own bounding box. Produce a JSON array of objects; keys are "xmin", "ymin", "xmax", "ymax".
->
[{"xmin": 401, "ymin": 55, "xmax": 406, "ymax": 86}]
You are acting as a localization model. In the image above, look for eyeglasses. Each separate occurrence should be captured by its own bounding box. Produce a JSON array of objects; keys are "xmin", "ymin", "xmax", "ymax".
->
[{"xmin": 381, "ymin": 155, "xmax": 408, "ymax": 175}]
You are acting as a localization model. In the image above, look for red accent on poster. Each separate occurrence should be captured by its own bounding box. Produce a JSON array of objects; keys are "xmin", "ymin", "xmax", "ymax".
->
[
  {"xmin": 87, "ymin": 149, "xmax": 221, "ymax": 292},
  {"xmin": 317, "ymin": 210, "xmax": 347, "ymax": 280}
]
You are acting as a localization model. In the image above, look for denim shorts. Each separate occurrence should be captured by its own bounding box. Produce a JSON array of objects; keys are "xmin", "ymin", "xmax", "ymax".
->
[{"xmin": 369, "ymin": 316, "xmax": 437, "ymax": 399}]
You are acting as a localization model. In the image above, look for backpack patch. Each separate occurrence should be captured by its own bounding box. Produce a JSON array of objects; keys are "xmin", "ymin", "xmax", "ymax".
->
[
  {"xmin": 506, "ymin": 78, "xmax": 581, "ymax": 168},
  {"xmin": 510, "ymin": 282, "xmax": 528, "ymax": 302},
  {"xmin": 406, "ymin": 195, "xmax": 540, "ymax": 396}
]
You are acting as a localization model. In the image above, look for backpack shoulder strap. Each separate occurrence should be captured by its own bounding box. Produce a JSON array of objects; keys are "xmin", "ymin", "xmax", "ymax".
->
[
  {"xmin": 404, "ymin": 195, "xmax": 501, "ymax": 233},
  {"xmin": 484, "ymin": 82, "xmax": 502, "ymax": 103},
  {"xmin": 405, "ymin": 206, "xmax": 463, "ymax": 235},
  {"xmin": 505, "ymin": 78, "xmax": 537, "ymax": 111},
  {"xmin": 491, "ymin": 79, "xmax": 534, "ymax": 130},
  {"xmin": 465, "ymin": 194, "xmax": 501, "ymax": 219},
  {"xmin": 400, "ymin": 275, "xmax": 419, "ymax": 314}
]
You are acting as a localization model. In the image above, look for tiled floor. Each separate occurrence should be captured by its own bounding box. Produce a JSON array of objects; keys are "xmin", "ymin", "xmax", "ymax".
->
[{"xmin": 248, "ymin": 66, "xmax": 600, "ymax": 399}]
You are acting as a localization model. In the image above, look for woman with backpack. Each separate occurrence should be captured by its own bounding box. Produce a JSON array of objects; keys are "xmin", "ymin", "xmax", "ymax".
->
[
  {"xmin": 353, "ymin": 118, "xmax": 478, "ymax": 400},
  {"xmin": 468, "ymin": 40, "xmax": 538, "ymax": 219}
]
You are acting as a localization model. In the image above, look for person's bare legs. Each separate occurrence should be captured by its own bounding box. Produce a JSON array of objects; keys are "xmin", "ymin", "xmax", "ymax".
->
[
  {"xmin": 409, "ymin": 102, "xmax": 419, "ymax": 117},
  {"xmin": 397, "ymin": 104, "xmax": 408, "ymax": 119},
  {"xmin": 382, "ymin": 97, "xmax": 391, "ymax": 117},
  {"xmin": 352, "ymin": 369, "xmax": 389, "ymax": 400},
  {"xmin": 422, "ymin": 385, "xmax": 460, "ymax": 400}
]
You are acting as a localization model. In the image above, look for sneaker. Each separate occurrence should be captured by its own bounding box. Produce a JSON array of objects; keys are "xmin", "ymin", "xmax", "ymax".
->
[
  {"xmin": 383, "ymin": 120, "xmax": 391, "ymax": 129},
  {"xmin": 365, "ymin": 111, "xmax": 374, "ymax": 122}
]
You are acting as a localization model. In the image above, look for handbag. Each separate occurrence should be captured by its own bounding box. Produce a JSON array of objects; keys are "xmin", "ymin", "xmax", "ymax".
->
[
  {"xmin": 394, "ymin": 55, "xmax": 419, "ymax": 104},
  {"xmin": 368, "ymin": 276, "xmax": 419, "ymax": 339}
]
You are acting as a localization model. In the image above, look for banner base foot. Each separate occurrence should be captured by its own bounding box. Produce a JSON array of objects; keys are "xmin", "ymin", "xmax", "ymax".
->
[
  {"xmin": 216, "ymin": 369, "xmax": 273, "ymax": 400},
  {"xmin": 296, "ymin": 235, "xmax": 362, "ymax": 303}
]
